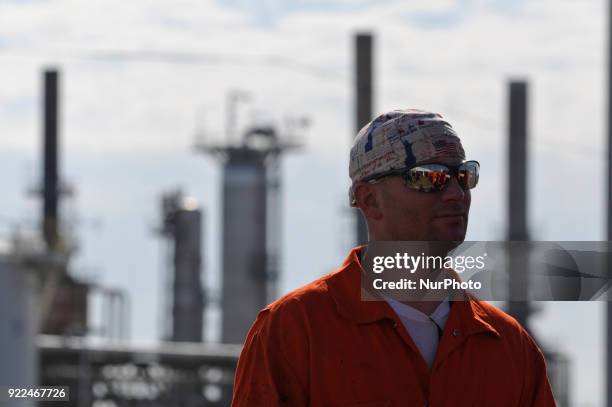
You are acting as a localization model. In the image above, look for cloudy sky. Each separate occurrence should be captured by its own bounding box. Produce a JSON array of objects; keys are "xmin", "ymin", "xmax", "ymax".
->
[{"xmin": 0, "ymin": 0, "xmax": 608, "ymax": 405}]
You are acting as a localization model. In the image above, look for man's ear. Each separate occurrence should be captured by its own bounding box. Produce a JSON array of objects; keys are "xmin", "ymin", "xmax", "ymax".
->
[{"xmin": 353, "ymin": 182, "xmax": 384, "ymax": 220}]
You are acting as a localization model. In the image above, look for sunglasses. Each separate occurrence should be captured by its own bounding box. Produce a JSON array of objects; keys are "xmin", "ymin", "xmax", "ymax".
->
[{"xmin": 364, "ymin": 160, "xmax": 480, "ymax": 193}]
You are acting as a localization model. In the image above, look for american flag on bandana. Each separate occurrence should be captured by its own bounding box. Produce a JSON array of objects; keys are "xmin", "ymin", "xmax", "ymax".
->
[{"xmin": 433, "ymin": 139, "xmax": 460, "ymax": 156}]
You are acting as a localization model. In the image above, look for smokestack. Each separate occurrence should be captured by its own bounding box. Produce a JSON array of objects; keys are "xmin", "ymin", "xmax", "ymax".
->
[
  {"xmin": 606, "ymin": 1, "xmax": 612, "ymax": 405},
  {"xmin": 508, "ymin": 81, "xmax": 529, "ymax": 241},
  {"xmin": 507, "ymin": 80, "xmax": 531, "ymax": 331},
  {"xmin": 159, "ymin": 192, "xmax": 205, "ymax": 342},
  {"xmin": 42, "ymin": 69, "xmax": 60, "ymax": 250},
  {"xmin": 354, "ymin": 32, "xmax": 373, "ymax": 246},
  {"xmin": 172, "ymin": 199, "xmax": 204, "ymax": 342}
]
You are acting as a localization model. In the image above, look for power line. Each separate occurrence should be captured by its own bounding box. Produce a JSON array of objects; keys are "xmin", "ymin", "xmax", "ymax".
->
[
  {"xmin": 0, "ymin": 47, "xmax": 348, "ymax": 81},
  {"xmin": 0, "ymin": 48, "xmax": 601, "ymax": 157}
]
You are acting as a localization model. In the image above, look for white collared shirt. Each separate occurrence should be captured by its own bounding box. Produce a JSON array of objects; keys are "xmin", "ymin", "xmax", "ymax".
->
[{"xmin": 383, "ymin": 296, "xmax": 451, "ymax": 368}]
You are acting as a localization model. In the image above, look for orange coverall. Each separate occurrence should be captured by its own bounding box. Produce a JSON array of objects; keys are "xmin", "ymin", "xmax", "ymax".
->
[{"xmin": 232, "ymin": 246, "xmax": 556, "ymax": 406}]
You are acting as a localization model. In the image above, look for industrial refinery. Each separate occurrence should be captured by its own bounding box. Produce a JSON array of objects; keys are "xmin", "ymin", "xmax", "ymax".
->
[{"xmin": 1, "ymin": 2, "xmax": 611, "ymax": 405}]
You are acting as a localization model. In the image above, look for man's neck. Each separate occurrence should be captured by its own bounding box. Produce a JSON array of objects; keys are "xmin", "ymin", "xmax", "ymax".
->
[{"xmin": 358, "ymin": 244, "xmax": 449, "ymax": 316}]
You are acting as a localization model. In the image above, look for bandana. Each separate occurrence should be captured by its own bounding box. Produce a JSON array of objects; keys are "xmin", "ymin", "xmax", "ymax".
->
[{"xmin": 348, "ymin": 109, "xmax": 465, "ymax": 204}]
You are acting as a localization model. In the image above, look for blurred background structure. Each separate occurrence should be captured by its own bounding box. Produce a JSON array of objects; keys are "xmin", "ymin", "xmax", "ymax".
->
[
  {"xmin": 157, "ymin": 189, "xmax": 204, "ymax": 343},
  {"xmin": 0, "ymin": 0, "xmax": 610, "ymax": 405},
  {"xmin": 196, "ymin": 120, "xmax": 301, "ymax": 344}
]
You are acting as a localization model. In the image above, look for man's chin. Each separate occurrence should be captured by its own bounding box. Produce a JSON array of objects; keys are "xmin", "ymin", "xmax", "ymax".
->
[
  {"xmin": 432, "ymin": 220, "xmax": 467, "ymax": 244},
  {"xmin": 433, "ymin": 240, "xmax": 463, "ymax": 255},
  {"xmin": 432, "ymin": 229, "xmax": 466, "ymax": 246}
]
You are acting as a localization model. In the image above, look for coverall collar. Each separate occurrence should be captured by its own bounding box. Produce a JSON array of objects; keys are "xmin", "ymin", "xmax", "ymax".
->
[{"xmin": 327, "ymin": 245, "xmax": 500, "ymax": 339}]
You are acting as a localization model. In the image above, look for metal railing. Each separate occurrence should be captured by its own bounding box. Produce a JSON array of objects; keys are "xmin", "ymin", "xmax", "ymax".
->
[{"xmin": 38, "ymin": 335, "xmax": 241, "ymax": 407}]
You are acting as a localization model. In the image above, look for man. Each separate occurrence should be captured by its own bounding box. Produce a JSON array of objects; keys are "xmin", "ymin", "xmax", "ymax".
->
[{"xmin": 232, "ymin": 109, "xmax": 556, "ymax": 406}]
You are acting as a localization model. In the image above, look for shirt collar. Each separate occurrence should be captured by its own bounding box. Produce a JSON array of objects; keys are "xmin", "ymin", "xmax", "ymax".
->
[{"xmin": 383, "ymin": 294, "xmax": 451, "ymax": 324}]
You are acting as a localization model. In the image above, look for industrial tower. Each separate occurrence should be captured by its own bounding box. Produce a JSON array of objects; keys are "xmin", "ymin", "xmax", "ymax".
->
[
  {"xmin": 198, "ymin": 124, "xmax": 300, "ymax": 344},
  {"xmin": 158, "ymin": 190, "xmax": 205, "ymax": 342}
]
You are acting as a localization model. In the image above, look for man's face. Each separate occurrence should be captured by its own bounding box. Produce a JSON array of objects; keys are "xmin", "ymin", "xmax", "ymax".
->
[{"xmin": 375, "ymin": 156, "xmax": 471, "ymax": 242}]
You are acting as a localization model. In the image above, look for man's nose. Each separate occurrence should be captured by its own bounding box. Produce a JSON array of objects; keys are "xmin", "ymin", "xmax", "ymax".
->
[{"xmin": 441, "ymin": 176, "xmax": 465, "ymax": 201}]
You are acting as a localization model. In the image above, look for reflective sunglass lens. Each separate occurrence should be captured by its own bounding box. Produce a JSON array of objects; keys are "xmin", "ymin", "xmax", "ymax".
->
[
  {"xmin": 406, "ymin": 161, "xmax": 479, "ymax": 192},
  {"xmin": 458, "ymin": 161, "xmax": 479, "ymax": 189},
  {"xmin": 407, "ymin": 165, "xmax": 450, "ymax": 192}
]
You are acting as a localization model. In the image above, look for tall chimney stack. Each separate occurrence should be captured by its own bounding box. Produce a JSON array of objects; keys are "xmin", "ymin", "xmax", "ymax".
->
[{"xmin": 42, "ymin": 69, "xmax": 60, "ymax": 250}]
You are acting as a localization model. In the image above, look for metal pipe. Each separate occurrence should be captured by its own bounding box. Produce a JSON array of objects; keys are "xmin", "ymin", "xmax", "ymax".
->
[
  {"xmin": 43, "ymin": 69, "xmax": 60, "ymax": 250},
  {"xmin": 355, "ymin": 33, "xmax": 373, "ymax": 246}
]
